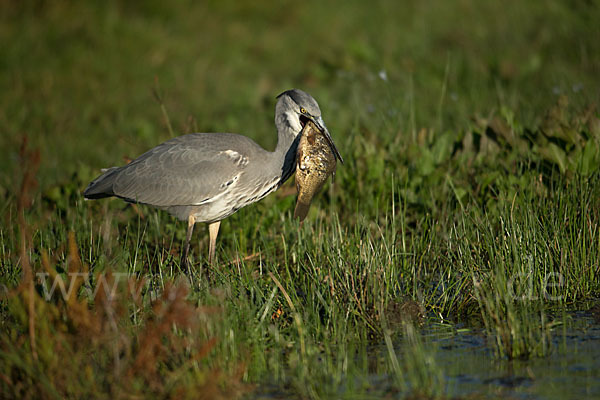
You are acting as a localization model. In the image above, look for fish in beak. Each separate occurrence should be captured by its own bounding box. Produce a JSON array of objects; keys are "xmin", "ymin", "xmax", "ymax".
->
[{"xmin": 294, "ymin": 119, "xmax": 340, "ymax": 222}]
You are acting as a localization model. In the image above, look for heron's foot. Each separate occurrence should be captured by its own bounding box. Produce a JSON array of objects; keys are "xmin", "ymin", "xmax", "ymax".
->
[
  {"xmin": 228, "ymin": 252, "xmax": 261, "ymax": 266},
  {"xmin": 180, "ymin": 255, "xmax": 192, "ymax": 277}
]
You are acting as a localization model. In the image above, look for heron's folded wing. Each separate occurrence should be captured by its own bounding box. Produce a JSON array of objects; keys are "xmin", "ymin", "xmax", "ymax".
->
[{"xmin": 112, "ymin": 135, "xmax": 249, "ymax": 206}]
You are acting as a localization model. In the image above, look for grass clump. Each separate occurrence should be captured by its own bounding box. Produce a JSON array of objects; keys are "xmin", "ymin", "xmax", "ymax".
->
[
  {"xmin": 1, "ymin": 233, "xmax": 246, "ymax": 399},
  {"xmin": 447, "ymin": 174, "xmax": 600, "ymax": 359}
]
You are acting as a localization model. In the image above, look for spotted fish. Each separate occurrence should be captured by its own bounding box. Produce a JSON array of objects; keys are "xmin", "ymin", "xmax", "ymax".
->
[{"xmin": 294, "ymin": 119, "xmax": 340, "ymax": 221}]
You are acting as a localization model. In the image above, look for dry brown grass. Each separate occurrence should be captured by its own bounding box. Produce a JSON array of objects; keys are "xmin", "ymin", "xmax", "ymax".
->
[{"xmin": 0, "ymin": 137, "xmax": 247, "ymax": 399}]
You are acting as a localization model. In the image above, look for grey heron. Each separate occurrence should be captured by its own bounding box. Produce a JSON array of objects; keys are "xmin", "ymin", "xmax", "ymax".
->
[{"xmin": 84, "ymin": 89, "xmax": 343, "ymax": 270}]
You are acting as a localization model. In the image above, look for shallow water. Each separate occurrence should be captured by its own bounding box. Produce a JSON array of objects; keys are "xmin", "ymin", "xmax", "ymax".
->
[
  {"xmin": 420, "ymin": 313, "xmax": 600, "ymax": 399},
  {"xmin": 253, "ymin": 312, "xmax": 600, "ymax": 399}
]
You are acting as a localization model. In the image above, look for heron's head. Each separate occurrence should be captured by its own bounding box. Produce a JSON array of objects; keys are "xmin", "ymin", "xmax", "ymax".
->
[{"xmin": 276, "ymin": 89, "xmax": 343, "ymax": 163}]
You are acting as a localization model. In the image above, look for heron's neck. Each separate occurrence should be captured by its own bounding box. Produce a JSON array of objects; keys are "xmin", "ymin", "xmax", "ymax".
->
[{"xmin": 274, "ymin": 121, "xmax": 300, "ymax": 185}]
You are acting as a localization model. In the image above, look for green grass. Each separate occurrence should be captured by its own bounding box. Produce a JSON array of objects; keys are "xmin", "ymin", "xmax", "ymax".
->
[{"xmin": 2, "ymin": 0, "xmax": 600, "ymax": 398}]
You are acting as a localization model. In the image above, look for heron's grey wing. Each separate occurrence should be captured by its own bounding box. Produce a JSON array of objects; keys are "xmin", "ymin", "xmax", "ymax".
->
[{"xmin": 111, "ymin": 134, "xmax": 251, "ymax": 206}]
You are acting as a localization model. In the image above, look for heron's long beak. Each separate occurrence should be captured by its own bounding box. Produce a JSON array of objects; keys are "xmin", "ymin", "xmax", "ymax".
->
[{"xmin": 313, "ymin": 116, "xmax": 344, "ymax": 164}]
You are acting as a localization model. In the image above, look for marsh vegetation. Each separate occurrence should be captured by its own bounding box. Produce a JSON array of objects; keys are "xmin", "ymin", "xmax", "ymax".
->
[{"xmin": 1, "ymin": 1, "xmax": 599, "ymax": 398}]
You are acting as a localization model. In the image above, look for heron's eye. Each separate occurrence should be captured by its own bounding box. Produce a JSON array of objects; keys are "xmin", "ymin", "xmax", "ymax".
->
[{"xmin": 300, "ymin": 107, "xmax": 307, "ymax": 114}]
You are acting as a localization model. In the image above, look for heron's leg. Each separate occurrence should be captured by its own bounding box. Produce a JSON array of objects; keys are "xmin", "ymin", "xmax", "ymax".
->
[
  {"xmin": 208, "ymin": 221, "xmax": 221, "ymax": 265},
  {"xmin": 182, "ymin": 215, "xmax": 195, "ymax": 274}
]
